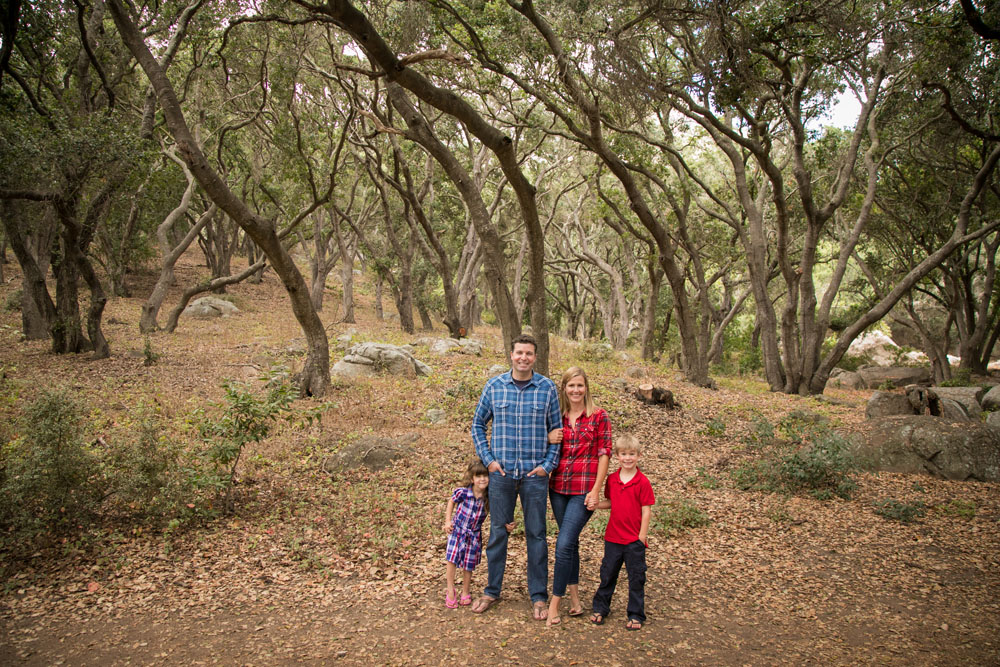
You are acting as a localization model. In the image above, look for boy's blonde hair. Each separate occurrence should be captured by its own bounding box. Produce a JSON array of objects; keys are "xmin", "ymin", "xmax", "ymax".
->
[{"xmin": 614, "ymin": 434, "xmax": 642, "ymax": 455}]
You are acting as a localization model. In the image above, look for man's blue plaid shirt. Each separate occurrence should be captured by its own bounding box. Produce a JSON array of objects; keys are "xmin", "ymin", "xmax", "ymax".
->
[{"xmin": 472, "ymin": 371, "xmax": 562, "ymax": 478}]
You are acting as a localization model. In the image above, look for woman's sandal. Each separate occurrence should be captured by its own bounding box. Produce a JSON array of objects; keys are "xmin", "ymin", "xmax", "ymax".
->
[
  {"xmin": 459, "ymin": 594, "xmax": 472, "ymax": 606},
  {"xmin": 590, "ymin": 613, "xmax": 605, "ymax": 625},
  {"xmin": 568, "ymin": 607, "xmax": 584, "ymax": 617},
  {"xmin": 625, "ymin": 618, "xmax": 642, "ymax": 631}
]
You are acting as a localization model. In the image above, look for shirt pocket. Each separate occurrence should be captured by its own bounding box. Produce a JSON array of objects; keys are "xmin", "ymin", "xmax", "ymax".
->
[{"xmin": 493, "ymin": 400, "xmax": 513, "ymax": 428}]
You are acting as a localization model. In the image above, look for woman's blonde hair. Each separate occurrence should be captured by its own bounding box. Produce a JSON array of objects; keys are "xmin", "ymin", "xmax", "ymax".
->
[{"xmin": 559, "ymin": 366, "xmax": 595, "ymax": 416}]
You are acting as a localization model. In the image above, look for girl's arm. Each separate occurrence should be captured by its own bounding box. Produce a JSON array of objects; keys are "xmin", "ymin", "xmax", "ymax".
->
[
  {"xmin": 444, "ymin": 497, "xmax": 456, "ymax": 533},
  {"xmin": 638, "ymin": 505, "xmax": 652, "ymax": 546},
  {"xmin": 584, "ymin": 454, "xmax": 610, "ymax": 510}
]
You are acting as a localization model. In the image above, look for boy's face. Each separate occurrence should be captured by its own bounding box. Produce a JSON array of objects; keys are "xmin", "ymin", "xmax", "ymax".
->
[{"xmin": 616, "ymin": 448, "xmax": 639, "ymax": 471}]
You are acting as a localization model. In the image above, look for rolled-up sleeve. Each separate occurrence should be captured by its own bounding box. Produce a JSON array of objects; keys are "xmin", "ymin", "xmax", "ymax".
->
[{"xmin": 472, "ymin": 385, "xmax": 494, "ymax": 467}]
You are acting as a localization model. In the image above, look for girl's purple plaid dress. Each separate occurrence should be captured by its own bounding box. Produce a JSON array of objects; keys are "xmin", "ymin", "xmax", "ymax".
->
[{"xmin": 445, "ymin": 487, "xmax": 487, "ymax": 571}]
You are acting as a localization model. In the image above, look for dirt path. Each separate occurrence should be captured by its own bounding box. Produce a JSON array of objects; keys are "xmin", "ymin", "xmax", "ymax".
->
[{"xmin": 1, "ymin": 260, "xmax": 998, "ymax": 665}]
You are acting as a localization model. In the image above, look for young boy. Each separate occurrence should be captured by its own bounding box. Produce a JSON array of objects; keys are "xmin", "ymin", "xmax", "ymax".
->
[{"xmin": 590, "ymin": 434, "xmax": 655, "ymax": 630}]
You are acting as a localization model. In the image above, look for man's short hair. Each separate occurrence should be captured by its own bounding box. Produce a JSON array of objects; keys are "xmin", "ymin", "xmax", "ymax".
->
[
  {"xmin": 511, "ymin": 333, "xmax": 537, "ymax": 352},
  {"xmin": 614, "ymin": 434, "xmax": 642, "ymax": 455}
]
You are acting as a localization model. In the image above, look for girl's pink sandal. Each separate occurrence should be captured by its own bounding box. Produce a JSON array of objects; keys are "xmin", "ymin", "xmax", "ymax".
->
[
  {"xmin": 459, "ymin": 594, "xmax": 472, "ymax": 606},
  {"xmin": 445, "ymin": 593, "xmax": 458, "ymax": 609}
]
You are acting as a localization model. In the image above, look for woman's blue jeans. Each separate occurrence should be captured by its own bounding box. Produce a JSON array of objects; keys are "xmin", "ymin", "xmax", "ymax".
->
[{"xmin": 549, "ymin": 490, "xmax": 594, "ymax": 597}]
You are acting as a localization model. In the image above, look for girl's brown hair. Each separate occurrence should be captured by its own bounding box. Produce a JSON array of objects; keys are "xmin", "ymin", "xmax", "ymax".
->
[
  {"xmin": 559, "ymin": 366, "xmax": 596, "ymax": 416},
  {"xmin": 461, "ymin": 460, "xmax": 490, "ymax": 513}
]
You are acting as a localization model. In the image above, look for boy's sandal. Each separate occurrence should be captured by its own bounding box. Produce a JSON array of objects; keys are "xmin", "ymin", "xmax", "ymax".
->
[
  {"xmin": 459, "ymin": 594, "xmax": 472, "ymax": 606},
  {"xmin": 625, "ymin": 618, "xmax": 642, "ymax": 630},
  {"xmin": 590, "ymin": 613, "xmax": 605, "ymax": 625},
  {"xmin": 445, "ymin": 593, "xmax": 458, "ymax": 609}
]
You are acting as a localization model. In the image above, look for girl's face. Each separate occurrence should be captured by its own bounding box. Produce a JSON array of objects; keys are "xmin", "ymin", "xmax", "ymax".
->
[
  {"xmin": 564, "ymin": 375, "xmax": 587, "ymax": 406},
  {"xmin": 473, "ymin": 473, "xmax": 489, "ymax": 492}
]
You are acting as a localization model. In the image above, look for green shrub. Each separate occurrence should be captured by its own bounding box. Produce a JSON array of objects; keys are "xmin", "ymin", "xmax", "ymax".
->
[
  {"xmin": 193, "ymin": 372, "xmax": 294, "ymax": 512},
  {"xmin": 741, "ymin": 413, "xmax": 776, "ymax": 450},
  {"xmin": 937, "ymin": 499, "xmax": 976, "ymax": 519},
  {"xmin": 874, "ymin": 498, "xmax": 926, "ymax": 523},
  {"xmin": 3, "ymin": 289, "xmax": 21, "ymax": 313},
  {"xmin": 654, "ymin": 498, "xmax": 711, "ymax": 537},
  {"xmin": 686, "ymin": 467, "xmax": 720, "ymax": 489},
  {"xmin": 940, "ymin": 368, "xmax": 973, "ymax": 387},
  {"xmin": 143, "ymin": 336, "xmax": 160, "ymax": 366},
  {"xmin": 835, "ymin": 353, "xmax": 871, "ymax": 373},
  {"xmin": 0, "ymin": 389, "xmax": 99, "ymax": 532},
  {"xmin": 731, "ymin": 426, "xmax": 858, "ymax": 500},
  {"xmin": 578, "ymin": 341, "xmax": 614, "ymax": 362},
  {"xmin": 700, "ymin": 417, "xmax": 726, "ymax": 438},
  {"xmin": 100, "ymin": 407, "xmax": 186, "ymax": 524}
]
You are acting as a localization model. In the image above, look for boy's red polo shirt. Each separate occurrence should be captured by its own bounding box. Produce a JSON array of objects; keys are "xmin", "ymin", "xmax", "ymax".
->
[{"xmin": 603, "ymin": 467, "xmax": 655, "ymax": 544}]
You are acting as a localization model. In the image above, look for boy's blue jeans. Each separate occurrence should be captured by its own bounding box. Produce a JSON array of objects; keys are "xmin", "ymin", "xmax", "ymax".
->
[
  {"xmin": 592, "ymin": 539, "xmax": 647, "ymax": 622},
  {"xmin": 484, "ymin": 472, "xmax": 548, "ymax": 603}
]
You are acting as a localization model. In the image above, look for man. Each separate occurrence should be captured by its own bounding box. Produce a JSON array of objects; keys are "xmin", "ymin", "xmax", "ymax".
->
[{"xmin": 470, "ymin": 334, "xmax": 562, "ymax": 620}]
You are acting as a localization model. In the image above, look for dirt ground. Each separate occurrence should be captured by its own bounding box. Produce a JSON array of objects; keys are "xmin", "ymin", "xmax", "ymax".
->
[{"xmin": 0, "ymin": 256, "xmax": 998, "ymax": 665}]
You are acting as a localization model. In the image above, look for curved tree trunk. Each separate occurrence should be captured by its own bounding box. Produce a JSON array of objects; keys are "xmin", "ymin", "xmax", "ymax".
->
[{"xmin": 108, "ymin": 0, "xmax": 330, "ymax": 395}]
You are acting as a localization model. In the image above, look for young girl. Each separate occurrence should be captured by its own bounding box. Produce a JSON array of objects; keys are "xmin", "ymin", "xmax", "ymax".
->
[{"xmin": 444, "ymin": 460, "xmax": 507, "ymax": 608}]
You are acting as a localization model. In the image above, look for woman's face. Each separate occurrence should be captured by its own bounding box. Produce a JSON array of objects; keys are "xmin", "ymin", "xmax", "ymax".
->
[{"xmin": 564, "ymin": 375, "xmax": 587, "ymax": 406}]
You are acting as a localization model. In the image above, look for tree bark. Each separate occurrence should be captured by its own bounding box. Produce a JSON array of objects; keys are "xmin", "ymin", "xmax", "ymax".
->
[{"xmin": 107, "ymin": 0, "xmax": 330, "ymax": 395}]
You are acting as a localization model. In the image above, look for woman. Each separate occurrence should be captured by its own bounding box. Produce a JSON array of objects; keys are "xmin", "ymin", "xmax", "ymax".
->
[{"xmin": 546, "ymin": 366, "xmax": 612, "ymax": 626}]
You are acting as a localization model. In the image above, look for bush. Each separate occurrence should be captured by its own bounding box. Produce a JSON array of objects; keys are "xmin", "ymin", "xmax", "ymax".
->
[
  {"xmin": 3, "ymin": 289, "xmax": 22, "ymax": 313},
  {"xmin": 874, "ymin": 498, "xmax": 926, "ymax": 523},
  {"xmin": 654, "ymin": 498, "xmax": 711, "ymax": 537},
  {"xmin": 731, "ymin": 418, "xmax": 858, "ymax": 500},
  {"xmin": 193, "ymin": 372, "xmax": 294, "ymax": 512},
  {"xmin": 940, "ymin": 368, "xmax": 973, "ymax": 387},
  {"xmin": 100, "ymin": 407, "xmax": 186, "ymax": 524},
  {"xmin": 578, "ymin": 341, "xmax": 614, "ymax": 362},
  {"xmin": 0, "ymin": 389, "xmax": 99, "ymax": 532}
]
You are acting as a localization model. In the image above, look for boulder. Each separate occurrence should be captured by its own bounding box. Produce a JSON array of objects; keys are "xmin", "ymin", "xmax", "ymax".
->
[
  {"xmin": 487, "ymin": 364, "xmax": 508, "ymax": 377},
  {"xmin": 855, "ymin": 416, "xmax": 1000, "ymax": 481},
  {"xmin": 981, "ymin": 385, "xmax": 1000, "ymax": 411},
  {"xmin": 425, "ymin": 408, "xmax": 446, "ymax": 424},
  {"xmin": 459, "ymin": 339, "xmax": 483, "ymax": 356},
  {"xmin": 928, "ymin": 386, "xmax": 984, "ymax": 420},
  {"xmin": 430, "ymin": 338, "xmax": 461, "ymax": 355},
  {"xmin": 625, "ymin": 366, "xmax": 645, "ymax": 379},
  {"xmin": 181, "ymin": 296, "xmax": 240, "ymax": 319},
  {"xmin": 828, "ymin": 368, "xmax": 863, "ymax": 389},
  {"xmin": 857, "ymin": 366, "xmax": 931, "ymax": 389},
  {"xmin": 988, "ymin": 411, "xmax": 1000, "ymax": 430},
  {"xmin": 865, "ymin": 391, "xmax": 916, "ymax": 419},
  {"xmin": 847, "ymin": 331, "xmax": 900, "ymax": 366},
  {"xmin": 939, "ymin": 398, "xmax": 972, "ymax": 423},
  {"xmin": 320, "ymin": 433, "xmax": 419, "ymax": 475},
  {"xmin": 332, "ymin": 342, "xmax": 431, "ymax": 378}
]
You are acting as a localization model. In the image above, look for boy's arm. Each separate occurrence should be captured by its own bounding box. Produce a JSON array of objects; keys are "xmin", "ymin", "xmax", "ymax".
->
[
  {"xmin": 443, "ymin": 497, "xmax": 456, "ymax": 533},
  {"xmin": 595, "ymin": 499, "xmax": 611, "ymax": 510},
  {"xmin": 638, "ymin": 505, "xmax": 652, "ymax": 545}
]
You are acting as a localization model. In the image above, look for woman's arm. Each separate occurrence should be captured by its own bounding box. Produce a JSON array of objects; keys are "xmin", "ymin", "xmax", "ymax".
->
[{"xmin": 584, "ymin": 454, "xmax": 610, "ymax": 510}]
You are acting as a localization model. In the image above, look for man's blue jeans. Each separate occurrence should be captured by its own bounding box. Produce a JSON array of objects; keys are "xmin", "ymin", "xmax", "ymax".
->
[
  {"xmin": 484, "ymin": 472, "xmax": 548, "ymax": 603},
  {"xmin": 549, "ymin": 490, "xmax": 593, "ymax": 597}
]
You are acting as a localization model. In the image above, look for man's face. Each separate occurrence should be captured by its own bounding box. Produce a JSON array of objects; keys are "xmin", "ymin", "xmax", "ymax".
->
[{"xmin": 510, "ymin": 342, "xmax": 537, "ymax": 374}]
